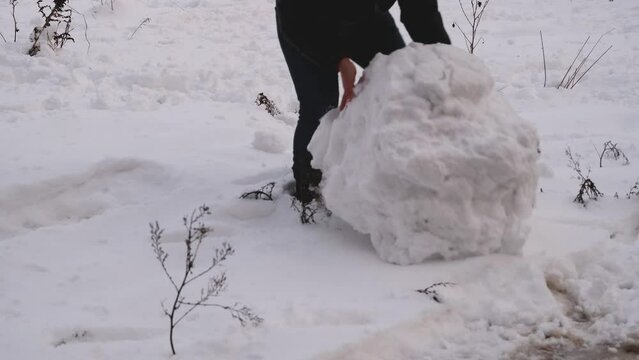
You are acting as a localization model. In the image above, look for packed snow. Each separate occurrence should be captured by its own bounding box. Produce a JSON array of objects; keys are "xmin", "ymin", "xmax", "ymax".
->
[
  {"xmin": 310, "ymin": 44, "xmax": 539, "ymax": 264},
  {"xmin": 1, "ymin": 0, "xmax": 638, "ymax": 359}
]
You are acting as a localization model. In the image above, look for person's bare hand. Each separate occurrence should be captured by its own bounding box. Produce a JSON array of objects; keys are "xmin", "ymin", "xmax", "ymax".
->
[{"xmin": 338, "ymin": 57, "xmax": 356, "ymax": 111}]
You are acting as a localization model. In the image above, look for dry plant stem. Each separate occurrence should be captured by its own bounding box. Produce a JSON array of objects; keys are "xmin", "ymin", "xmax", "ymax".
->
[
  {"xmin": 11, "ymin": 0, "xmax": 18, "ymax": 42},
  {"xmin": 568, "ymin": 30, "xmax": 612, "ymax": 84},
  {"xmin": 0, "ymin": 32, "xmax": 6, "ymax": 43},
  {"xmin": 240, "ymin": 182, "xmax": 275, "ymax": 201},
  {"xmin": 456, "ymin": 0, "xmax": 490, "ymax": 54},
  {"xmin": 67, "ymin": 5, "xmax": 91, "ymax": 54},
  {"xmin": 627, "ymin": 178, "xmax": 639, "ymax": 199},
  {"xmin": 416, "ymin": 282, "xmax": 456, "ymax": 303},
  {"xmin": 570, "ymin": 45, "xmax": 613, "ymax": 88},
  {"xmin": 566, "ymin": 30, "xmax": 612, "ymax": 86},
  {"xmin": 557, "ymin": 36, "xmax": 590, "ymax": 89},
  {"xmin": 540, "ymin": 31, "xmax": 547, "ymax": 87},
  {"xmin": 595, "ymin": 141, "xmax": 629, "ymax": 167},
  {"xmin": 129, "ymin": 18, "xmax": 151, "ymax": 40},
  {"xmin": 557, "ymin": 31, "xmax": 613, "ymax": 89},
  {"xmin": 150, "ymin": 205, "xmax": 261, "ymax": 355},
  {"xmin": 565, "ymin": 147, "xmax": 586, "ymax": 181}
]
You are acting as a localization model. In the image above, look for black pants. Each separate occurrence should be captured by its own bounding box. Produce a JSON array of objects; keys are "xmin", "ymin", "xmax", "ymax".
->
[{"xmin": 277, "ymin": 11, "xmax": 405, "ymax": 177}]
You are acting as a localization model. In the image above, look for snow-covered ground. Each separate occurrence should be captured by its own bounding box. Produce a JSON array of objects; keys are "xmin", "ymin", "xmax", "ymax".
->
[{"xmin": 1, "ymin": 0, "xmax": 638, "ymax": 359}]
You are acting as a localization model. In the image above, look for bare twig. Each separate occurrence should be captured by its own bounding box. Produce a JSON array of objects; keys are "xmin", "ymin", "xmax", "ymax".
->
[
  {"xmin": 595, "ymin": 140, "xmax": 629, "ymax": 167},
  {"xmin": 150, "ymin": 205, "xmax": 261, "ymax": 355},
  {"xmin": 129, "ymin": 17, "xmax": 150, "ymax": 40},
  {"xmin": 10, "ymin": 0, "xmax": 19, "ymax": 42},
  {"xmin": 566, "ymin": 30, "xmax": 612, "ymax": 87},
  {"xmin": 570, "ymin": 45, "xmax": 613, "ymax": 88},
  {"xmin": 178, "ymin": 301, "xmax": 263, "ymax": 327},
  {"xmin": 627, "ymin": 178, "xmax": 639, "ymax": 199},
  {"xmin": 150, "ymin": 222, "xmax": 179, "ymax": 292},
  {"xmin": 540, "ymin": 31, "xmax": 547, "ymax": 87},
  {"xmin": 416, "ymin": 282, "xmax": 456, "ymax": 303},
  {"xmin": 453, "ymin": 0, "xmax": 491, "ymax": 54},
  {"xmin": 566, "ymin": 147, "xmax": 586, "ymax": 181},
  {"xmin": 566, "ymin": 147, "xmax": 603, "ymax": 205},
  {"xmin": 67, "ymin": 5, "xmax": 91, "ymax": 55},
  {"xmin": 557, "ymin": 31, "xmax": 613, "ymax": 89},
  {"xmin": 557, "ymin": 36, "xmax": 590, "ymax": 89},
  {"xmin": 0, "ymin": 32, "xmax": 6, "ymax": 43},
  {"xmin": 240, "ymin": 182, "xmax": 275, "ymax": 201}
]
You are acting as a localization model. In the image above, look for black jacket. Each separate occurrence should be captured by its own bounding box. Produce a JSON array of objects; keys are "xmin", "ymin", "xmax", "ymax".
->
[{"xmin": 276, "ymin": 0, "xmax": 450, "ymax": 68}]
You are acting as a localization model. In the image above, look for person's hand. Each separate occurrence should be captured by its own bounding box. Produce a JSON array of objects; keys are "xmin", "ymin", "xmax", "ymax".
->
[{"xmin": 338, "ymin": 57, "xmax": 356, "ymax": 111}]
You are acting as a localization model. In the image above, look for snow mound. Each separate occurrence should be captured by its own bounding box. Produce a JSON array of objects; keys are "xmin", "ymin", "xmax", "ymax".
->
[{"xmin": 309, "ymin": 44, "xmax": 539, "ymax": 264}]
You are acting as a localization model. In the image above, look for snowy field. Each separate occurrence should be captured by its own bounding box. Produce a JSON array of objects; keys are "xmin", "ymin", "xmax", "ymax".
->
[{"xmin": 1, "ymin": 0, "xmax": 638, "ymax": 359}]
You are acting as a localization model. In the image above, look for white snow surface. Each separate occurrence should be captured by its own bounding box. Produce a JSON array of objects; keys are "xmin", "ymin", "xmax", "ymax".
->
[
  {"xmin": 1, "ymin": 0, "xmax": 639, "ymax": 359},
  {"xmin": 310, "ymin": 44, "xmax": 539, "ymax": 264}
]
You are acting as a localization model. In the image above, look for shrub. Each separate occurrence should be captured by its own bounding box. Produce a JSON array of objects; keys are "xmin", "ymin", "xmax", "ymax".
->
[{"xmin": 150, "ymin": 205, "xmax": 262, "ymax": 355}]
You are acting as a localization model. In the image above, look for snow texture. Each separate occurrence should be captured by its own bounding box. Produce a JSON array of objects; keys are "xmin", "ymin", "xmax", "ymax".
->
[
  {"xmin": 310, "ymin": 44, "xmax": 540, "ymax": 264},
  {"xmin": 252, "ymin": 130, "xmax": 287, "ymax": 154}
]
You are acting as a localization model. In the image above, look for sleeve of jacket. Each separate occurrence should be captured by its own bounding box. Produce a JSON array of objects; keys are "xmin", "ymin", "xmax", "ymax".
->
[
  {"xmin": 276, "ymin": 6, "xmax": 346, "ymax": 69},
  {"xmin": 397, "ymin": 0, "xmax": 451, "ymax": 45}
]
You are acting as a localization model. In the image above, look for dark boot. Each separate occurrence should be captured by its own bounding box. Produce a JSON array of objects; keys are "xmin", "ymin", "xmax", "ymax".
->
[{"xmin": 292, "ymin": 164, "xmax": 322, "ymax": 204}]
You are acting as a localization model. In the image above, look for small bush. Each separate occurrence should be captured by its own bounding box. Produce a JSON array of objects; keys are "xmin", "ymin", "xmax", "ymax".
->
[
  {"xmin": 595, "ymin": 140, "xmax": 629, "ymax": 167},
  {"xmin": 28, "ymin": 0, "xmax": 75, "ymax": 56},
  {"xmin": 255, "ymin": 93, "xmax": 281, "ymax": 117},
  {"xmin": 150, "ymin": 205, "xmax": 262, "ymax": 355},
  {"xmin": 565, "ymin": 147, "xmax": 603, "ymax": 206}
]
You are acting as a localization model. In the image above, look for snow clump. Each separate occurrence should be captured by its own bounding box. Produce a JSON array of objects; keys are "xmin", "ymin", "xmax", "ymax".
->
[{"xmin": 309, "ymin": 44, "xmax": 540, "ymax": 265}]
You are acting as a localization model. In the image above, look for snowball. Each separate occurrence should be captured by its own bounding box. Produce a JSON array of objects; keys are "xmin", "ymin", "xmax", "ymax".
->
[{"xmin": 309, "ymin": 44, "xmax": 539, "ymax": 265}]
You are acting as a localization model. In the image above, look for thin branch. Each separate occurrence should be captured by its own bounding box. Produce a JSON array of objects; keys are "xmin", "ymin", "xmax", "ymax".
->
[
  {"xmin": 557, "ymin": 36, "xmax": 590, "ymax": 89},
  {"xmin": 453, "ymin": 24, "xmax": 472, "ymax": 53},
  {"xmin": 11, "ymin": 0, "xmax": 19, "ymax": 43},
  {"xmin": 150, "ymin": 222, "xmax": 179, "ymax": 292},
  {"xmin": 178, "ymin": 301, "xmax": 263, "ymax": 327},
  {"xmin": 540, "ymin": 31, "xmax": 547, "ymax": 87},
  {"xmin": 185, "ymin": 243, "xmax": 233, "ymax": 286},
  {"xmin": 565, "ymin": 32, "xmax": 610, "ymax": 87},
  {"xmin": 593, "ymin": 143, "xmax": 603, "ymax": 168},
  {"xmin": 0, "ymin": 32, "xmax": 6, "ymax": 43},
  {"xmin": 570, "ymin": 45, "xmax": 613, "ymax": 89},
  {"xmin": 458, "ymin": 0, "xmax": 473, "ymax": 28},
  {"xmin": 129, "ymin": 18, "xmax": 150, "ymax": 40},
  {"xmin": 67, "ymin": 5, "xmax": 91, "ymax": 55}
]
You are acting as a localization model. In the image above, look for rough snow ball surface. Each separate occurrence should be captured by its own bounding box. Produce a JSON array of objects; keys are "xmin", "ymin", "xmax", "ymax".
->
[{"xmin": 309, "ymin": 44, "xmax": 539, "ymax": 265}]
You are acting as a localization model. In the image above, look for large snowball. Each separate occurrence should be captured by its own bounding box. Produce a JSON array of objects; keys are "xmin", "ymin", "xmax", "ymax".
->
[{"xmin": 309, "ymin": 44, "xmax": 539, "ymax": 265}]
